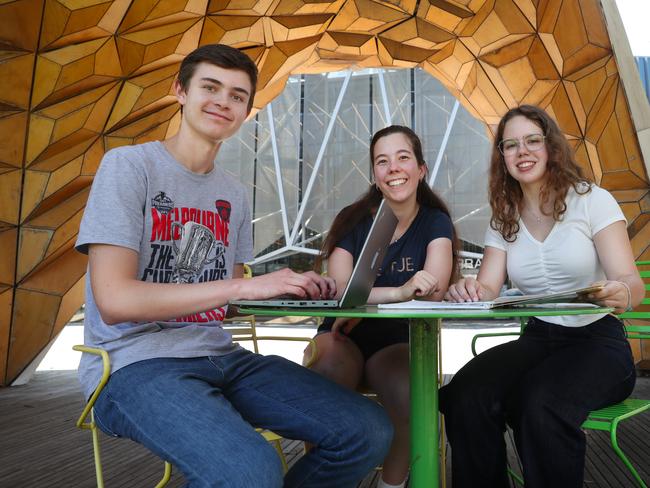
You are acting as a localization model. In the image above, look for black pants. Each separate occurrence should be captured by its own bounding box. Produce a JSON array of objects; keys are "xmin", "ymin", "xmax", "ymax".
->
[{"xmin": 439, "ymin": 315, "xmax": 636, "ymax": 488}]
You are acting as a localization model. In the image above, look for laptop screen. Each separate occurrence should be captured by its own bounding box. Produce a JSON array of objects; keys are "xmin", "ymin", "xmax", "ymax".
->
[{"xmin": 230, "ymin": 199, "xmax": 397, "ymax": 309}]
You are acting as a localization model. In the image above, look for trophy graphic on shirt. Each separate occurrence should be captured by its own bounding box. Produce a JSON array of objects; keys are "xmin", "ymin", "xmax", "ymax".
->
[{"xmin": 170, "ymin": 221, "xmax": 224, "ymax": 283}]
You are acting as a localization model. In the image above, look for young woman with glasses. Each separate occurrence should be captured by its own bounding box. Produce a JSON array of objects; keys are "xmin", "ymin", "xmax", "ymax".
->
[{"xmin": 439, "ymin": 104, "xmax": 644, "ymax": 488}]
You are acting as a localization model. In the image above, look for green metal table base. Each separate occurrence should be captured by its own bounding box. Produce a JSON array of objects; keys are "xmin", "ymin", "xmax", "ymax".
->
[
  {"xmin": 236, "ymin": 304, "xmax": 612, "ymax": 488},
  {"xmin": 409, "ymin": 317, "xmax": 440, "ymax": 487}
]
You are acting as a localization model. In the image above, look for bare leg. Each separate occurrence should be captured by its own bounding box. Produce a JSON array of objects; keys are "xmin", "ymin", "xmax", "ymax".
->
[
  {"xmin": 365, "ymin": 343, "xmax": 410, "ymax": 485},
  {"xmin": 303, "ymin": 332, "xmax": 364, "ymax": 390}
]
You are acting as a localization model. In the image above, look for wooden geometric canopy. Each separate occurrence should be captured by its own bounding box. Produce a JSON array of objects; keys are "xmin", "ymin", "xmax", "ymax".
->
[{"xmin": 1, "ymin": 0, "xmax": 649, "ymax": 386}]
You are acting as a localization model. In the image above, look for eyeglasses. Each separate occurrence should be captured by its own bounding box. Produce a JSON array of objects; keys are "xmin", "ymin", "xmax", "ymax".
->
[{"xmin": 498, "ymin": 134, "xmax": 546, "ymax": 156}]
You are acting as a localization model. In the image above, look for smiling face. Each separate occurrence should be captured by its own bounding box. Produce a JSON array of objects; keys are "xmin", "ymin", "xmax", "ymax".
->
[
  {"xmin": 174, "ymin": 62, "xmax": 252, "ymax": 144},
  {"xmin": 501, "ymin": 115, "xmax": 549, "ymax": 190},
  {"xmin": 372, "ymin": 131, "xmax": 426, "ymax": 206}
]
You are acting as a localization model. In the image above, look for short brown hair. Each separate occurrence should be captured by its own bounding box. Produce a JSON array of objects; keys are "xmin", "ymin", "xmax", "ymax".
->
[{"xmin": 177, "ymin": 44, "xmax": 258, "ymax": 112}]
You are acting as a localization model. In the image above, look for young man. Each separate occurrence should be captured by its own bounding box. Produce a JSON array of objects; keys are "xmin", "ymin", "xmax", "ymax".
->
[{"xmin": 76, "ymin": 44, "xmax": 392, "ymax": 488}]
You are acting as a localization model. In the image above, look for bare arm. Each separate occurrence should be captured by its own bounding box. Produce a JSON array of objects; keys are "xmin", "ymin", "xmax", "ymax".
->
[
  {"xmin": 90, "ymin": 244, "xmax": 335, "ymax": 325},
  {"xmin": 418, "ymin": 237, "xmax": 454, "ymax": 300},
  {"xmin": 589, "ymin": 220, "xmax": 644, "ymax": 313},
  {"xmin": 326, "ymin": 247, "xmax": 354, "ymax": 300},
  {"xmin": 327, "ymin": 238, "xmax": 453, "ymax": 304},
  {"xmin": 225, "ymin": 264, "xmax": 245, "ymax": 318},
  {"xmin": 367, "ymin": 237, "xmax": 453, "ymax": 302},
  {"xmin": 445, "ymin": 246, "xmax": 507, "ymax": 302}
]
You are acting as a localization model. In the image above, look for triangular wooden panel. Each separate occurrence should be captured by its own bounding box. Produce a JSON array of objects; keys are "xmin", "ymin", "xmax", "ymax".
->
[
  {"xmin": 329, "ymin": 0, "xmax": 410, "ymax": 34},
  {"xmin": 105, "ymin": 64, "xmax": 178, "ymax": 131},
  {"xmin": 208, "ymin": 0, "xmax": 276, "ymax": 16},
  {"xmin": 571, "ymin": 140, "xmax": 596, "ymax": 182},
  {"xmin": 317, "ymin": 31, "xmax": 377, "ymax": 63},
  {"xmin": 0, "ymin": 0, "xmax": 44, "ymax": 52},
  {"xmin": 417, "ymin": 0, "xmax": 476, "ymax": 35},
  {"xmin": 40, "ymin": 0, "xmax": 115, "ymax": 50},
  {"xmin": 269, "ymin": 0, "xmax": 345, "ymax": 16},
  {"xmin": 0, "ymin": 285, "xmax": 13, "ymax": 384},
  {"xmin": 201, "ymin": 15, "xmax": 265, "ymax": 48},
  {"xmin": 0, "ymin": 226, "xmax": 17, "ymax": 286},
  {"xmin": 0, "ymin": 169, "xmax": 23, "ymax": 226},
  {"xmin": 117, "ymin": 0, "xmax": 207, "ymax": 35},
  {"xmin": 0, "ymin": 0, "xmax": 648, "ymax": 385},
  {"xmin": 0, "ymin": 112, "xmax": 29, "ymax": 168},
  {"xmin": 0, "ymin": 53, "xmax": 36, "ymax": 111}
]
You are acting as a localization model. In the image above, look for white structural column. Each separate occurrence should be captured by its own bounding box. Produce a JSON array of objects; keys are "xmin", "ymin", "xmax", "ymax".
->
[
  {"xmin": 377, "ymin": 69, "xmax": 392, "ymax": 126},
  {"xmin": 428, "ymin": 99, "xmax": 459, "ymax": 187},
  {"xmin": 288, "ymin": 71, "xmax": 352, "ymax": 245},
  {"xmin": 266, "ymin": 103, "xmax": 291, "ymax": 243},
  {"xmin": 251, "ymin": 70, "xmax": 468, "ymax": 265}
]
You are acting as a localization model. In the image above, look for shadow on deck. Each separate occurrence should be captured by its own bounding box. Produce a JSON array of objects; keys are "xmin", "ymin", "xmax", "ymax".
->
[{"xmin": 1, "ymin": 370, "xmax": 648, "ymax": 487}]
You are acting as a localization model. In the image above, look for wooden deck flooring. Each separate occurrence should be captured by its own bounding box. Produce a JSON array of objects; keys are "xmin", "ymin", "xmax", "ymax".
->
[{"xmin": 1, "ymin": 370, "xmax": 648, "ymax": 487}]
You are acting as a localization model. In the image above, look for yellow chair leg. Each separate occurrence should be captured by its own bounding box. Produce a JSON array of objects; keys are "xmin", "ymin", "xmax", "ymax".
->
[
  {"xmin": 273, "ymin": 439, "xmax": 289, "ymax": 473},
  {"xmin": 154, "ymin": 462, "xmax": 172, "ymax": 488},
  {"xmin": 90, "ymin": 410, "xmax": 105, "ymax": 488}
]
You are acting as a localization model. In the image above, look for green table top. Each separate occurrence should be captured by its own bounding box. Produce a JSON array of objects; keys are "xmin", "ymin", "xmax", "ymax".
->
[{"xmin": 235, "ymin": 304, "xmax": 614, "ymax": 320}]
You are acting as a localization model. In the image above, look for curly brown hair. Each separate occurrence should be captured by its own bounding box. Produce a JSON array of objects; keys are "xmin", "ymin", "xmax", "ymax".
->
[{"xmin": 489, "ymin": 105, "xmax": 591, "ymax": 242}]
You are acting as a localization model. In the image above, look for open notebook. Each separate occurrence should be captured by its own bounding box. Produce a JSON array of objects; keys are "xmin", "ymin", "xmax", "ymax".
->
[{"xmin": 377, "ymin": 285, "xmax": 605, "ymax": 310}]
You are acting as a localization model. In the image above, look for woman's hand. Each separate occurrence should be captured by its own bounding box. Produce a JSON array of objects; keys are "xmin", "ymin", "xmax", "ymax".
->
[
  {"xmin": 331, "ymin": 317, "xmax": 362, "ymax": 339},
  {"xmin": 587, "ymin": 280, "xmax": 632, "ymax": 314},
  {"xmin": 445, "ymin": 277, "xmax": 486, "ymax": 302},
  {"xmin": 398, "ymin": 270, "xmax": 439, "ymax": 301}
]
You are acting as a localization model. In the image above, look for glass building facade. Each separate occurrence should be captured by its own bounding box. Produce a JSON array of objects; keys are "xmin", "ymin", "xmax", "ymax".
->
[{"xmin": 217, "ymin": 67, "xmax": 492, "ymax": 273}]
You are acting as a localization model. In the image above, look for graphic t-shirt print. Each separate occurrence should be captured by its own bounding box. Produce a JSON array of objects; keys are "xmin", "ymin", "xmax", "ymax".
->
[{"xmin": 143, "ymin": 191, "xmax": 231, "ymax": 323}]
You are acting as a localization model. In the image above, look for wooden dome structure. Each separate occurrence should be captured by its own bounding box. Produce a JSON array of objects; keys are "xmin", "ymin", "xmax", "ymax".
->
[{"xmin": 0, "ymin": 0, "xmax": 649, "ymax": 385}]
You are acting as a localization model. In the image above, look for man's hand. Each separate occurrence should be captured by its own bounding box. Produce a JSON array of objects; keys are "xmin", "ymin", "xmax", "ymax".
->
[
  {"xmin": 398, "ymin": 270, "xmax": 439, "ymax": 301},
  {"xmin": 242, "ymin": 269, "xmax": 336, "ymax": 300},
  {"xmin": 445, "ymin": 277, "xmax": 485, "ymax": 302}
]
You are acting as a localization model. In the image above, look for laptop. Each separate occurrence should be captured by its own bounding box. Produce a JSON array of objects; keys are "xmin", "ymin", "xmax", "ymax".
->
[{"xmin": 230, "ymin": 199, "xmax": 398, "ymax": 308}]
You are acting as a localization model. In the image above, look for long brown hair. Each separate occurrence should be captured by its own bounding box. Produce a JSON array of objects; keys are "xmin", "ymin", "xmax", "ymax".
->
[
  {"xmin": 316, "ymin": 125, "xmax": 460, "ymax": 283},
  {"xmin": 489, "ymin": 105, "xmax": 591, "ymax": 242}
]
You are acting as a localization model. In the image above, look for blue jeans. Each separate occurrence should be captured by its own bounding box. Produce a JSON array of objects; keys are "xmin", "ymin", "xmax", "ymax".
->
[
  {"xmin": 93, "ymin": 349, "xmax": 393, "ymax": 488},
  {"xmin": 439, "ymin": 315, "xmax": 636, "ymax": 488}
]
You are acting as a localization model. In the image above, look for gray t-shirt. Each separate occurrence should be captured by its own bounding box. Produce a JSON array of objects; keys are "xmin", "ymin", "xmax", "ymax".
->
[{"xmin": 75, "ymin": 141, "xmax": 253, "ymax": 398}]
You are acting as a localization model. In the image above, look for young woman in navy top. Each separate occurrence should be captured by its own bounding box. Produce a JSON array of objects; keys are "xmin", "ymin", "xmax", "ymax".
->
[{"xmin": 305, "ymin": 125, "xmax": 459, "ymax": 488}]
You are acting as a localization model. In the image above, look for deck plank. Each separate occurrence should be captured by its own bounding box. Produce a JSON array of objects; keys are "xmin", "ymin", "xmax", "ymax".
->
[{"xmin": 1, "ymin": 370, "xmax": 649, "ymax": 487}]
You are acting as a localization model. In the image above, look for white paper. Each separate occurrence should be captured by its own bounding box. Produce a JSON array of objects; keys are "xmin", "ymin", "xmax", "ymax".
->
[{"xmin": 377, "ymin": 300, "xmax": 493, "ymax": 310}]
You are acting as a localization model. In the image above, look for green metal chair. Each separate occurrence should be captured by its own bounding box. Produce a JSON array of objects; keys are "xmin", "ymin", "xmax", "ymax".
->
[{"xmin": 470, "ymin": 261, "xmax": 650, "ymax": 487}]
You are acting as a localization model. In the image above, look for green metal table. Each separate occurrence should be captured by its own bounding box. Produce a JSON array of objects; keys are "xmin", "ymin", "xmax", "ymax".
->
[{"xmin": 236, "ymin": 304, "xmax": 613, "ymax": 488}]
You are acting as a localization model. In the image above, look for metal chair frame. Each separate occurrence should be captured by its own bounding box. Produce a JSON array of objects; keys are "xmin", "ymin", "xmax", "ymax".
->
[{"xmin": 72, "ymin": 345, "xmax": 173, "ymax": 488}]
